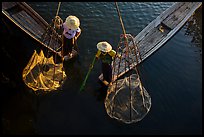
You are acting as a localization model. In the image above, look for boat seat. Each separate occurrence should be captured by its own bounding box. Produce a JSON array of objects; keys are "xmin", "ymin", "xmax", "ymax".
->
[{"xmin": 160, "ymin": 22, "xmax": 172, "ymax": 30}]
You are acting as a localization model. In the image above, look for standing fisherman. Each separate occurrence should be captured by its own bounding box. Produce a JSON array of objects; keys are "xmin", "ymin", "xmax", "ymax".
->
[
  {"xmin": 54, "ymin": 15, "xmax": 81, "ymax": 61},
  {"xmin": 79, "ymin": 41, "xmax": 121, "ymax": 91},
  {"xmin": 95, "ymin": 41, "xmax": 117, "ymax": 86}
]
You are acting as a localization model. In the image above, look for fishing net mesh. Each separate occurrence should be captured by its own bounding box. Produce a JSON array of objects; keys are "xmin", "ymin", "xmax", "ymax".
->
[
  {"xmin": 103, "ymin": 33, "xmax": 151, "ymax": 124},
  {"xmin": 105, "ymin": 74, "xmax": 151, "ymax": 124},
  {"xmin": 22, "ymin": 50, "xmax": 66, "ymax": 93}
]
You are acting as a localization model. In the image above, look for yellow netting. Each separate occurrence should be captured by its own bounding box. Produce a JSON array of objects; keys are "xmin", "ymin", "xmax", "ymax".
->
[{"xmin": 22, "ymin": 50, "xmax": 66, "ymax": 92}]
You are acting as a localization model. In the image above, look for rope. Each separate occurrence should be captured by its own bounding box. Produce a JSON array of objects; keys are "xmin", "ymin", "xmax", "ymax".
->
[
  {"xmin": 115, "ymin": 2, "xmax": 126, "ymax": 36},
  {"xmin": 54, "ymin": 2, "xmax": 66, "ymax": 83},
  {"xmin": 56, "ymin": 2, "xmax": 61, "ymax": 16},
  {"xmin": 54, "ymin": 2, "xmax": 64, "ymax": 60},
  {"xmin": 43, "ymin": 2, "xmax": 63, "ymax": 88},
  {"xmin": 114, "ymin": 2, "xmax": 144, "ymax": 94}
]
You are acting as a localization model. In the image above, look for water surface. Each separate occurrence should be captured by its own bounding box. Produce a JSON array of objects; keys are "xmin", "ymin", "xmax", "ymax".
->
[{"xmin": 1, "ymin": 2, "xmax": 202, "ymax": 135}]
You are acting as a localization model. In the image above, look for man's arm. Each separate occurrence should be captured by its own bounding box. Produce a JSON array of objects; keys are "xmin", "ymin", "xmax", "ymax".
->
[
  {"xmin": 75, "ymin": 28, "xmax": 81, "ymax": 39},
  {"xmin": 95, "ymin": 50, "xmax": 101, "ymax": 59}
]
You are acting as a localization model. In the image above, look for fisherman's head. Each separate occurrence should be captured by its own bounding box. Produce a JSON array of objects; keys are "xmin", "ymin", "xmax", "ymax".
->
[
  {"xmin": 65, "ymin": 15, "xmax": 80, "ymax": 30},
  {"xmin": 97, "ymin": 41, "xmax": 112, "ymax": 53}
]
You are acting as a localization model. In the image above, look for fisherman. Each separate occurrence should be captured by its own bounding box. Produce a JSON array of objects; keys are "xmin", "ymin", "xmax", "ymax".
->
[
  {"xmin": 54, "ymin": 15, "xmax": 81, "ymax": 61},
  {"xmin": 95, "ymin": 41, "xmax": 119, "ymax": 86}
]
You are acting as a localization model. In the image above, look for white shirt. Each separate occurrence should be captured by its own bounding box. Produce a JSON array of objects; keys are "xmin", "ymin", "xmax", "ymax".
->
[{"xmin": 62, "ymin": 23, "xmax": 81, "ymax": 39}]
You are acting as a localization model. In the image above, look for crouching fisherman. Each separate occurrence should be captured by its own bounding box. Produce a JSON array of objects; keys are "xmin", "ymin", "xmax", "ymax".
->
[{"xmin": 54, "ymin": 15, "xmax": 81, "ymax": 61}]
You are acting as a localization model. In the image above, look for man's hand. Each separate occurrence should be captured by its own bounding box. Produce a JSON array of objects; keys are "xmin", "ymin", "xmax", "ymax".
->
[
  {"xmin": 74, "ymin": 36, "xmax": 78, "ymax": 41},
  {"xmin": 109, "ymin": 82, "xmax": 113, "ymax": 86},
  {"xmin": 117, "ymin": 53, "xmax": 122, "ymax": 59}
]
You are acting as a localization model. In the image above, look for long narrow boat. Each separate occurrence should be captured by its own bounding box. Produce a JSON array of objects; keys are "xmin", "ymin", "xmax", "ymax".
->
[
  {"xmin": 2, "ymin": 2, "xmax": 77, "ymax": 59},
  {"xmin": 99, "ymin": 2, "xmax": 202, "ymax": 82}
]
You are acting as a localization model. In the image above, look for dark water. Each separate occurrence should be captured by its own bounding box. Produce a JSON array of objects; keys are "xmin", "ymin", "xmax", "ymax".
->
[{"xmin": 1, "ymin": 2, "xmax": 202, "ymax": 135}]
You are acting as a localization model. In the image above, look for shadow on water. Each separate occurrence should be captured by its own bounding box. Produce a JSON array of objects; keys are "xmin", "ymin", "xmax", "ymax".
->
[
  {"xmin": 93, "ymin": 82, "xmax": 109, "ymax": 102},
  {"xmin": 1, "ymin": 16, "xmax": 38, "ymax": 135}
]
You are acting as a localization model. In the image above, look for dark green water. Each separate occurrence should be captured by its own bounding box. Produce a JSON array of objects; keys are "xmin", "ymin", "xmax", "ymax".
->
[{"xmin": 1, "ymin": 2, "xmax": 202, "ymax": 135}]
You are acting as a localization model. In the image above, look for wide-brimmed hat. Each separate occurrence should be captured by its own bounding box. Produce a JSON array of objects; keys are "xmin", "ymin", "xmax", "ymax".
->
[
  {"xmin": 97, "ymin": 41, "xmax": 112, "ymax": 52},
  {"xmin": 65, "ymin": 15, "xmax": 80, "ymax": 30}
]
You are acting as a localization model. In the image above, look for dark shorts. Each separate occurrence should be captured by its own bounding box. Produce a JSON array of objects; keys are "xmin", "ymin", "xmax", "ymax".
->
[
  {"xmin": 102, "ymin": 62, "xmax": 112, "ymax": 83},
  {"xmin": 62, "ymin": 35, "xmax": 74, "ymax": 56}
]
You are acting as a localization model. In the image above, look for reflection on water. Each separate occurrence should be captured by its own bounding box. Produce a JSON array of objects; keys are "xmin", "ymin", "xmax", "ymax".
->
[
  {"xmin": 185, "ymin": 6, "xmax": 202, "ymax": 51},
  {"xmin": 2, "ymin": 2, "xmax": 202, "ymax": 135}
]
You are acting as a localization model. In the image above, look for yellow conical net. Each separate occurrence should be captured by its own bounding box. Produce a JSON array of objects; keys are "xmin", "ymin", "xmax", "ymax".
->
[{"xmin": 22, "ymin": 50, "xmax": 66, "ymax": 93}]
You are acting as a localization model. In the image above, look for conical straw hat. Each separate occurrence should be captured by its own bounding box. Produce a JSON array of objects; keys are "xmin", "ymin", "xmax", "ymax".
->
[
  {"xmin": 65, "ymin": 15, "xmax": 80, "ymax": 30},
  {"xmin": 97, "ymin": 41, "xmax": 112, "ymax": 52}
]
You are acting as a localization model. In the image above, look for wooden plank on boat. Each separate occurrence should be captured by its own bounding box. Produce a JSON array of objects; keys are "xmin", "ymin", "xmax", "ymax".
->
[
  {"xmin": 2, "ymin": 2, "xmax": 78, "ymax": 60},
  {"xmin": 2, "ymin": 2, "xmax": 18, "ymax": 11},
  {"xmin": 19, "ymin": 2, "xmax": 48, "ymax": 27},
  {"xmin": 99, "ymin": 2, "xmax": 202, "ymax": 82}
]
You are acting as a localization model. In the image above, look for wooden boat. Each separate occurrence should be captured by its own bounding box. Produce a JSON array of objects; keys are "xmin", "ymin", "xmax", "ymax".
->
[
  {"xmin": 2, "ymin": 2, "xmax": 78, "ymax": 59},
  {"xmin": 99, "ymin": 2, "xmax": 202, "ymax": 82}
]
